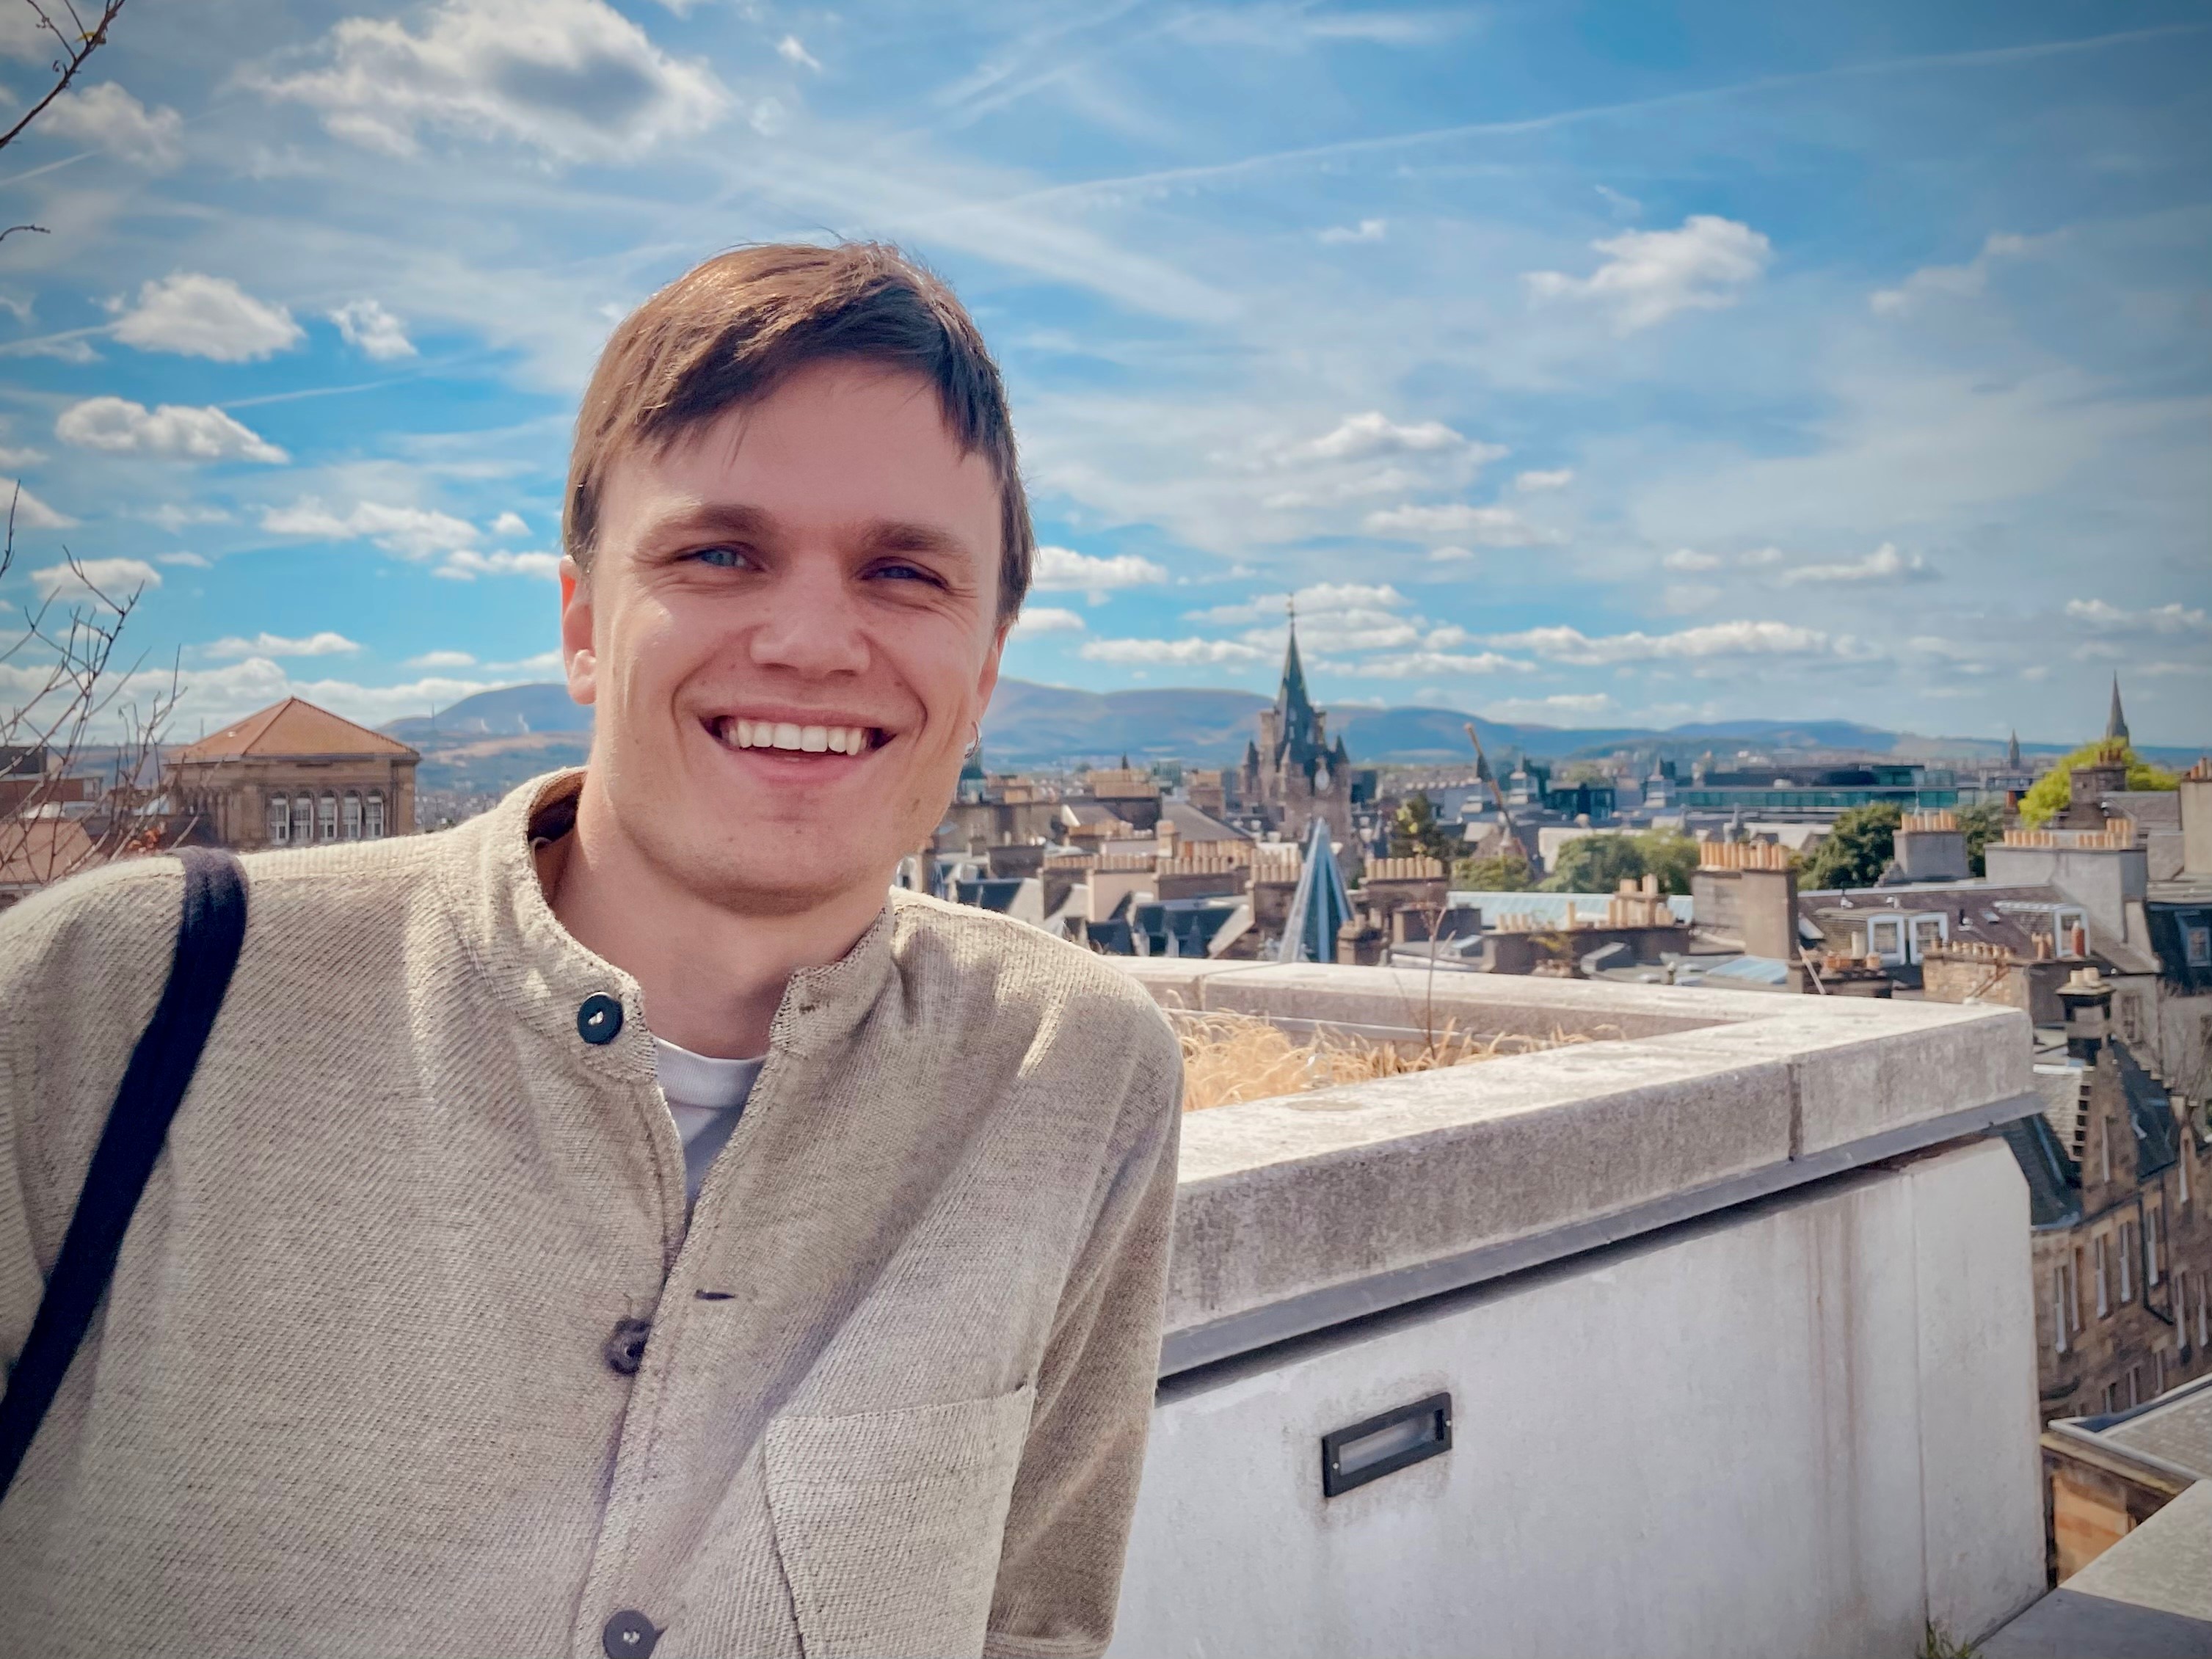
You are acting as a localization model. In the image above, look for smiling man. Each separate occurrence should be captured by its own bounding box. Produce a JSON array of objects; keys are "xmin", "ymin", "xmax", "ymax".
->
[{"xmin": 0, "ymin": 244, "xmax": 1184, "ymax": 1659}]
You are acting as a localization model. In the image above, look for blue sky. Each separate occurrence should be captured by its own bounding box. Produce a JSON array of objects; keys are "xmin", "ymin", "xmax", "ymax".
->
[{"xmin": 1, "ymin": 0, "xmax": 2207, "ymax": 745}]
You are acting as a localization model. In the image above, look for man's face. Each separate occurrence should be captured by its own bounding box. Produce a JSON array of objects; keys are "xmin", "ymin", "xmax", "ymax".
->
[{"xmin": 563, "ymin": 359, "xmax": 1008, "ymax": 914}]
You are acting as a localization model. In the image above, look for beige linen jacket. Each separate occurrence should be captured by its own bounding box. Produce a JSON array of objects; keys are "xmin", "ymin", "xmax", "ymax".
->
[{"xmin": 0, "ymin": 772, "xmax": 1182, "ymax": 1659}]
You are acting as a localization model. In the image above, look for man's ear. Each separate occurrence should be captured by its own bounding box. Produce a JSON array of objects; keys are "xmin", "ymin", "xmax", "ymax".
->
[
  {"xmin": 559, "ymin": 555, "xmax": 597, "ymax": 707},
  {"xmin": 975, "ymin": 611, "xmax": 1012, "ymax": 713}
]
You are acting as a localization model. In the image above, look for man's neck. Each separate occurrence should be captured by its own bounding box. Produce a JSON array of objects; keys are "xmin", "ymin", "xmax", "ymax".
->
[{"xmin": 536, "ymin": 787, "xmax": 887, "ymax": 1060}]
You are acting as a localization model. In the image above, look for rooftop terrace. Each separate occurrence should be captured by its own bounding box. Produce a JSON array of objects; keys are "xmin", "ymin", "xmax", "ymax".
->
[{"xmin": 1106, "ymin": 962, "xmax": 2050, "ymax": 1658}]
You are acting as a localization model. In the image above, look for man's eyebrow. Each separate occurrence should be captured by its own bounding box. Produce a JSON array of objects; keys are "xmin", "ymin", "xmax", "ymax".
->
[
  {"xmin": 860, "ymin": 519, "xmax": 980, "ymax": 562},
  {"xmin": 644, "ymin": 502, "xmax": 779, "ymax": 544}
]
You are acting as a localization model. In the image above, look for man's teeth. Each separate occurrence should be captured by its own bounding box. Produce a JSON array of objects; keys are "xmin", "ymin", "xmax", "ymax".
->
[{"xmin": 725, "ymin": 719, "xmax": 873, "ymax": 754}]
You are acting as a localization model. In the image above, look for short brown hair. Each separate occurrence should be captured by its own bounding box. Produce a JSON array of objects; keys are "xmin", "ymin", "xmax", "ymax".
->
[{"xmin": 565, "ymin": 241, "xmax": 1033, "ymax": 620}]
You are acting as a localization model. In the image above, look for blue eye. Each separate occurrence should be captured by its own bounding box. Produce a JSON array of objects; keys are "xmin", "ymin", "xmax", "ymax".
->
[{"xmin": 693, "ymin": 545, "xmax": 749, "ymax": 569}]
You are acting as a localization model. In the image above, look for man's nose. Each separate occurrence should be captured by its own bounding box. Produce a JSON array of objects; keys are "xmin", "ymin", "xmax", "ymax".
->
[{"xmin": 746, "ymin": 558, "xmax": 870, "ymax": 677}]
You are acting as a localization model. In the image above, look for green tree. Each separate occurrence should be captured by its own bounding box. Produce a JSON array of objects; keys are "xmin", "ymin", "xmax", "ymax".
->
[
  {"xmin": 1453, "ymin": 846, "xmax": 1538, "ymax": 891},
  {"xmin": 1635, "ymin": 829, "xmax": 1700, "ymax": 896},
  {"xmin": 1957, "ymin": 802, "xmax": 2005, "ymax": 877},
  {"xmin": 1538, "ymin": 828, "xmax": 1701, "ymax": 896},
  {"xmin": 2017, "ymin": 740, "xmax": 2178, "ymax": 828},
  {"xmin": 1800, "ymin": 803, "xmax": 1902, "ymax": 891},
  {"xmin": 1388, "ymin": 791, "xmax": 1461, "ymax": 864},
  {"xmin": 1542, "ymin": 833, "xmax": 1647, "ymax": 894}
]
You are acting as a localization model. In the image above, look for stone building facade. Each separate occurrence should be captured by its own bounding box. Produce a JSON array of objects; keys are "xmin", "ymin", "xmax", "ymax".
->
[
  {"xmin": 2009, "ymin": 970, "xmax": 2212, "ymax": 1424},
  {"xmin": 166, "ymin": 696, "xmax": 419, "ymax": 850}
]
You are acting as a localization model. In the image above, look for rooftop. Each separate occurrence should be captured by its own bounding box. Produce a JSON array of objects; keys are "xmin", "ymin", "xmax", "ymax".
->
[{"xmin": 173, "ymin": 696, "xmax": 418, "ymax": 763}]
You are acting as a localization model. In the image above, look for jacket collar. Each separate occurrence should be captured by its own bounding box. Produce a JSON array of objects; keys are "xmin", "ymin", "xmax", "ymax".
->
[{"xmin": 434, "ymin": 768, "xmax": 899, "ymax": 1080}]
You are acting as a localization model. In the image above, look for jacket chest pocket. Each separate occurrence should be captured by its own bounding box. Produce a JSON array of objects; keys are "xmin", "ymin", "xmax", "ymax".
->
[{"xmin": 763, "ymin": 1385, "xmax": 1035, "ymax": 1659}]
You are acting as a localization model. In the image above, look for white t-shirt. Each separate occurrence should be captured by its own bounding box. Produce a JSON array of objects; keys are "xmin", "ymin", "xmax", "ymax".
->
[{"xmin": 652, "ymin": 1036, "xmax": 764, "ymax": 1203}]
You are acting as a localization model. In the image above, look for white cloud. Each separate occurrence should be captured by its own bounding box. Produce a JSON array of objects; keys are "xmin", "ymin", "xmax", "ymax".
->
[
  {"xmin": 251, "ymin": 0, "xmax": 730, "ymax": 164},
  {"xmin": 1011, "ymin": 606, "xmax": 1085, "ymax": 637},
  {"xmin": 206, "ymin": 631, "xmax": 362, "ymax": 660},
  {"xmin": 1525, "ymin": 215, "xmax": 1772, "ymax": 335},
  {"xmin": 263, "ymin": 499, "xmax": 479, "ymax": 560},
  {"xmin": 1775, "ymin": 543, "xmax": 1934, "ymax": 586},
  {"xmin": 1031, "ymin": 544, "xmax": 1170, "ymax": 602},
  {"xmin": 156, "ymin": 552, "xmax": 211, "ymax": 567},
  {"xmin": 153, "ymin": 658, "xmax": 497, "ymax": 734},
  {"xmin": 1514, "ymin": 468, "xmax": 1573, "ymax": 492},
  {"xmin": 1187, "ymin": 581, "xmax": 1408, "ymax": 628},
  {"xmin": 1278, "ymin": 411, "xmax": 1495, "ymax": 466},
  {"xmin": 39, "ymin": 83, "xmax": 184, "ymax": 167},
  {"xmin": 1318, "ymin": 218, "xmax": 1386, "ymax": 245},
  {"xmin": 0, "ymin": 445, "xmax": 44, "ymax": 469},
  {"xmin": 1363, "ymin": 502, "xmax": 1560, "ymax": 544},
  {"xmin": 56, "ymin": 397, "xmax": 288, "ymax": 464},
  {"xmin": 1, "ymin": 480, "xmax": 73, "ymax": 528},
  {"xmin": 110, "ymin": 273, "xmax": 304, "ymax": 362},
  {"xmin": 2064, "ymin": 599, "xmax": 2207, "ymax": 634},
  {"xmin": 1350, "ymin": 650, "xmax": 1535, "ymax": 679},
  {"xmin": 329, "ymin": 298, "xmax": 418, "ymax": 360},
  {"xmin": 776, "ymin": 34, "xmax": 821, "ymax": 70},
  {"xmin": 1078, "ymin": 636, "xmax": 1267, "ymax": 666},
  {"xmin": 1483, "ymin": 619, "xmax": 1849, "ymax": 666},
  {"xmin": 1737, "ymin": 547, "xmax": 1784, "ymax": 567},
  {"xmin": 436, "ymin": 547, "xmax": 562, "ymax": 580},
  {"xmin": 407, "ymin": 649, "xmax": 479, "ymax": 668},
  {"xmin": 490, "ymin": 510, "xmax": 529, "ymax": 536},
  {"xmin": 1663, "ymin": 548, "xmax": 1722, "ymax": 572},
  {"xmin": 29, "ymin": 558, "xmax": 160, "ymax": 601},
  {"xmin": 1425, "ymin": 545, "xmax": 1474, "ymax": 564},
  {"xmin": 148, "ymin": 503, "xmax": 235, "ymax": 532},
  {"xmin": 1871, "ymin": 233, "xmax": 2037, "ymax": 316}
]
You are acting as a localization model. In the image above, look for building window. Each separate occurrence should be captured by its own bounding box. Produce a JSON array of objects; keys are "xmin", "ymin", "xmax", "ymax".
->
[
  {"xmin": 267, "ymin": 795, "xmax": 288, "ymax": 845},
  {"xmin": 318, "ymin": 792, "xmax": 337, "ymax": 842},
  {"xmin": 2183, "ymin": 1143, "xmax": 2194, "ymax": 1211},
  {"xmin": 1908, "ymin": 914, "xmax": 1947, "ymax": 962},
  {"xmin": 2156, "ymin": 1349, "xmax": 2168, "ymax": 1396},
  {"xmin": 2186, "ymin": 922, "xmax": 2211, "ymax": 967},
  {"xmin": 2103, "ymin": 1381, "xmax": 2120, "ymax": 1413},
  {"xmin": 2147, "ymin": 1204, "xmax": 2163, "ymax": 1286},
  {"xmin": 2180, "ymin": 1272, "xmax": 2194, "ymax": 1358},
  {"xmin": 1869, "ymin": 916, "xmax": 1905, "ymax": 963},
  {"xmin": 2119, "ymin": 1222, "xmax": 2136, "ymax": 1304},
  {"xmin": 2101, "ymin": 1115, "xmax": 2113, "ymax": 1186},
  {"xmin": 2200, "ymin": 1275, "xmax": 2211, "ymax": 1353},
  {"xmin": 2095, "ymin": 1234, "xmax": 2111, "ymax": 1316},
  {"xmin": 2128, "ymin": 1365, "xmax": 2143, "ymax": 1408},
  {"xmin": 365, "ymin": 791, "xmax": 385, "ymax": 839},
  {"xmin": 2070, "ymin": 1251, "xmax": 2084, "ymax": 1333},
  {"xmin": 2053, "ymin": 1266, "xmax": 2071, "ymax": 1355},
  {"xmin": 292, "ymin": 795, "xmax": 314, "ymax": 845},
  {"xmin": 2056, "ymin": 908, "xmax": 2088, "ymax": 958},
  {"xmin": 343, "ymin": 792, "xmax": 363, "ymax": 841}
]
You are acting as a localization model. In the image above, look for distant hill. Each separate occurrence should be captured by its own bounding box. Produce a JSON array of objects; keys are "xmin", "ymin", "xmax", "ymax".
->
[
  {"xmin": 385, "ymin": 682, "xmax": 589, "ymax": 743},
  {"xmin": 382, "ymin": 679, "xmax": 2202, "ymax": 777}
]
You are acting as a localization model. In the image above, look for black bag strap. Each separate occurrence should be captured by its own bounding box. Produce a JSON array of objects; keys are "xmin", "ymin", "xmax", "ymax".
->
[{"xmin": 0, "ymin": 846, "xmax": 247, "ymax": 1502}]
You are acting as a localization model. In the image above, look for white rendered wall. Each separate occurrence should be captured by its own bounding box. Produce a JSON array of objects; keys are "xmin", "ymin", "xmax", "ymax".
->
[{"xmin": 1111, "ymin": 1140, "xmax": 2044, "ymax": 1659}]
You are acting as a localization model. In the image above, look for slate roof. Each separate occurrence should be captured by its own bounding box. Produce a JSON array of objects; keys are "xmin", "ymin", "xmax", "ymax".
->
[
  {"xmin": 1159, "ymin": 799, "xmax": 1248, "ymax": 842},
  {"xmin": 174, "ymin": 697, "xmax": 417, "ymax": 762},
  {"xmin": 2114, "ymin": 1040, "xmax": 2180, "ymax": 1180},
  {"xmin": 2078, "ymin": 1374, "xmax": 2212, "ymax": 1480},
  {"xmin": 1998, "ymin": 1110, "xmax": 2081, "ymax": 1229}
]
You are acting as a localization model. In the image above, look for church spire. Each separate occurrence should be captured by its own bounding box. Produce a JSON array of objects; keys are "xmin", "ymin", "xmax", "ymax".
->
[
  {"xmin": 2006, "ymin": 729, "xmax": 2021, "ymax": 769},
  {"xmin": 2106, "ymin": 675, "xmax": 2130, "ymax": 744},
  {"xmin": 1276, "ymin": 597, "xmax": 1314, "ymax": 726}
]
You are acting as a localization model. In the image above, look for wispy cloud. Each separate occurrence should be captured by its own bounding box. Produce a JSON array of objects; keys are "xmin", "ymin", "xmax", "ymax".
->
[
  {"xmin": 1031, "ymin": 544, "xmax": 1171, "ymax": 602},
  {"xmin": 247, "ymin": 0, "xmax": 730, "ymax": 163},
  {"xmin": 1524, "ymin": 215, "xmax": 1772, "ymax": 335},
  {"xmin": 206, "ymin": 630, "xmax": 361, "ymax": 659},
  {"xmin": 57, "ymin": 398, "xmax": 288, "ymax": 464},
  {"xmin": 1871, "ymin": 231, "xmax": 2045, "ymax": 315},
  {"xmin": 1775, "ymin": 543, "xmax": 1935, "ymax": 586},
  {"xmin": 1318, "ymin": 217, "xmax": 1387, "ymax": 245},
  {"xmin": 330, "ymin": 298, "xmax": 418, "ymax": 360},
  {"xmin": 109, "ymin": 273, "xmax": 303, "ymax": 362}
]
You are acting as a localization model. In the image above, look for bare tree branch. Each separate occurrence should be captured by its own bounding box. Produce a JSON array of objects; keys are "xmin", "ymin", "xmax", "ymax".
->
[
  {"xmin": 0, "ymin": 225, "xmax": 51, "ymax": 244},
  {"xmin": 0, "ymin": 0, "xmax": 128, "ymax": 156}
]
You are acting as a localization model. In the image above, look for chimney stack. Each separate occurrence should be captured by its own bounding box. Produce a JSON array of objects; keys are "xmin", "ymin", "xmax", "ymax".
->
[
  {"xmin": 1739, "ymin": 863, "xmax": 1800, "ymax": 963},
  {"xmin": 2056, "ymin": 966, "xmax": 2111, "ymax": 1063},
  {"xmin": 2183, "ymin": 756, "xmax": 2212, "ymax": 878}
]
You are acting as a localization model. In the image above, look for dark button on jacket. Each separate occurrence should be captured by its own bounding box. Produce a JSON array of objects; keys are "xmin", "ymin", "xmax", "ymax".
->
[
  {"xmin": 602, "ymin": 1609, "xmax": 659, "ymax": 1658},
  {"xmin": 604, "ymin": 1317, "xmax": 651, "ymax": 1376},
  {"xmin": 577, "ymin": 993, "xmax": 623, "ymax": 1045}
]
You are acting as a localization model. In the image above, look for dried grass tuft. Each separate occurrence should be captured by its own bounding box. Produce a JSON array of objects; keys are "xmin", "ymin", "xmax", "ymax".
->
[{"xmin": 1174, "ymin": 1008, "xmax": 1601, "ymax": 1112}]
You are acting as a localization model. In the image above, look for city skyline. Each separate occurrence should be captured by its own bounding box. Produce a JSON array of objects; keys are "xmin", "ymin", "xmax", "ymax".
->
[{"xmin": 1, "ymin": 0, "xmax": 2208, "ymax": 745}]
